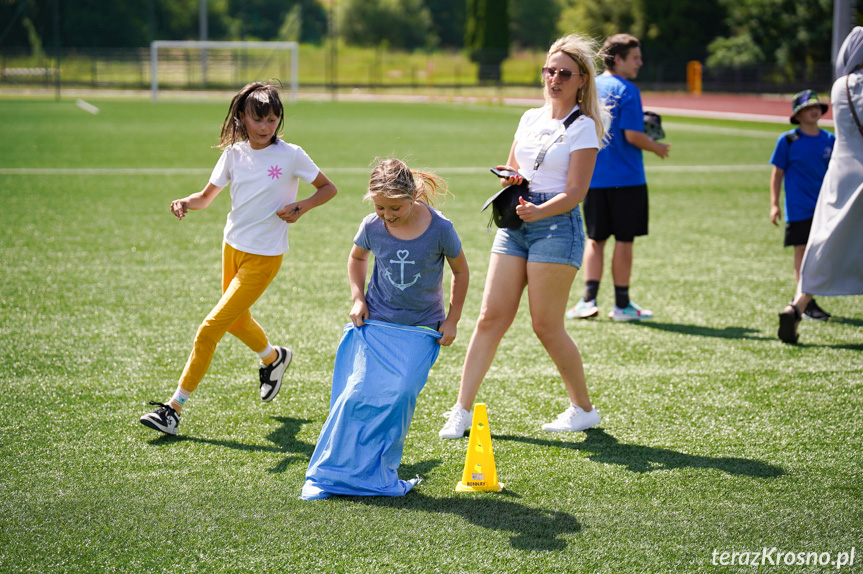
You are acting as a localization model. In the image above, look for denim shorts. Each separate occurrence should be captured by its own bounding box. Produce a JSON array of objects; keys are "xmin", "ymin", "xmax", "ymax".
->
[{"xmin": 490, "ymin": 191, "xmax": 585, "ymax": 268}]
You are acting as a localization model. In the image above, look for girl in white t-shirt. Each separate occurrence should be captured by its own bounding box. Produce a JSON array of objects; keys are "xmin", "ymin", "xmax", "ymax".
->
[
  {"xmin": 140, "ymin": 81, "xmax": 337, "ymax": 436},
  {"xmin": 440, "ymin": 34, "xmax": 608, "ymax": 439}
]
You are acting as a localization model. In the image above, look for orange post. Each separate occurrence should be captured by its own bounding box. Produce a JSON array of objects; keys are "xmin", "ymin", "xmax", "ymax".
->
[{"xmin": 687, "ymin": 61, "xmax": 703, "ymax": 95}]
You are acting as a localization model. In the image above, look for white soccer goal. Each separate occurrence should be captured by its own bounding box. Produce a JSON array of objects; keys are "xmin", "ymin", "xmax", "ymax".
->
[{"xmin": 150, "ymin": 41, "xmax": 299, "ymax": 103}]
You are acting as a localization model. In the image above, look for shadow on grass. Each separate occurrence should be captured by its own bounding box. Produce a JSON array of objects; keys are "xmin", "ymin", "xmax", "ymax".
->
[
  {"xmin": 349, "ymin": 487, "xmax": 581, "ymax": 551},
  {"xmin": 496, "ymin": 428, "xmax": 785, "ymax": 478},
  {"xmin": 796, "ymin": 341, "xmax": 863, "ymax": 351},
  {"xmin": 831, "ymin": 316, "xmax": 863, "ymax": 328},
  {"xmin": 631, "ymin": 321, "xmax": 769, "ymax": 340},
  {"xmin": 151, "ymin": 425, "xmax": 581, "ymax": 550},
  {"xmin": 635, "ymin": 318, "xmax": 862, "ymax": 349},
  {"xmin": 794, "ymin": 315, "xmax": 863, "ymax": 350},
  {"xmin": 147, "ymin": 416, "xmax": 315, "ymax": 473}
]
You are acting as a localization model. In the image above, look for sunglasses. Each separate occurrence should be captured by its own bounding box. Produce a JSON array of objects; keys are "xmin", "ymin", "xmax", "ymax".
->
[{"xmin": 542, "ymin": 67, "xmax": 580, "ymax": 81}]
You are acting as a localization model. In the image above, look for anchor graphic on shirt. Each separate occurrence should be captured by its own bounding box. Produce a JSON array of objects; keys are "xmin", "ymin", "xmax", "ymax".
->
[{"xmin": 384, "ymin": 249, "xmax": 421, "ymax": 291}]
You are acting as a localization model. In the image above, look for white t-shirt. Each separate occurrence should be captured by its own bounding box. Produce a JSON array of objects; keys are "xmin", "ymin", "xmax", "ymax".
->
[
  {"xmin": 209, "ymin": 139, "xmax": 320, "ymax": 256},
  {"xmin": 513, "ymin": 104, "xmax": 599, "ymax": 195}
]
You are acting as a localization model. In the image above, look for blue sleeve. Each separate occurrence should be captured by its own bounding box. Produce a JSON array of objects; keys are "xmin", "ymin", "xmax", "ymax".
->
[
  {"xmin": 441, "ymin": 220, "xmax": 462, "ymax": 259},
  {"xmin": 770, "ymin": 136, "xmax": 789, "ymax": 170},
  {"xmin": 354, "ymin": 217, "xmax": 372, "ymax": 250},
  {"xmin": 618, "ymin": 87, "xmax": 644, "ymax": 132}
]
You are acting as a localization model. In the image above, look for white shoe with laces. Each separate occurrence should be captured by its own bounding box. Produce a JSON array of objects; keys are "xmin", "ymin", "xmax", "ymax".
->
[
  {"xmin": 439, "ymin": 405, "xmax": 472, "ymax": 439},
  {"xmin": 608, "ymin": 302, "xmax": 653, "ymax": 322},
  {"xmin": 542, "ymin": 404, "xmax": 601, "ymax": 432},
  {"xmin": 259, "ymin": 346, "xmax": 292, "ymax": 402},
  {"xmin": 139, "ymin": 402, "xmax": 181, "ymax": 435},
  {"xmin": 566, "ymin": 298, "xmax": 599, "ymax": 319}
]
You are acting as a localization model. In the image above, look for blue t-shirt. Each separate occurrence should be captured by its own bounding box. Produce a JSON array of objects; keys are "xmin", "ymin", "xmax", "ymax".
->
[
  {"xmin": 769, "ymin": 128, "xmax": 835, "ymax": 222},
  {"xmin": 354, "ymin": 206, "xmax": 462, "ymax": 329},
  {"xmin": 591, "ymin": 74, "xmax": 646, "ymax": 188}
]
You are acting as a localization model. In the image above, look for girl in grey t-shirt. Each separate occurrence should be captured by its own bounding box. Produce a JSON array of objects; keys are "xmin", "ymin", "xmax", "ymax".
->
[
  {"xmin": 349, "ymin": 158, "xmax": 469, "ymax": 344},
  {"xmin": 300, "ymin": 158, "xmax": 469, "ymax": 500}
]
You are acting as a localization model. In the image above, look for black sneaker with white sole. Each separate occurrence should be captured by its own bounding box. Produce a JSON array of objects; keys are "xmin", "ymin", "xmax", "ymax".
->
[
  {"xmin": 803, "ymin": 298, "xmax": 831, "ymax": 321},
  {"xmin": 260, "ymin": 346, "xmax": 292, "ymax": 402},
  {"xmin": 139, "ymin": 401, "xmax": 180, "ymax": 435}
]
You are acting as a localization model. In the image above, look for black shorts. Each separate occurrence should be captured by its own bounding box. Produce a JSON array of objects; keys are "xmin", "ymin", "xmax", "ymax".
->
[
  {"xmin": 582, "ymin": 184, "xmax": 649, "ymax": 242},
  {"xmin": 785, "ymin": 218, "xmax": 813, "ymax": 247}
]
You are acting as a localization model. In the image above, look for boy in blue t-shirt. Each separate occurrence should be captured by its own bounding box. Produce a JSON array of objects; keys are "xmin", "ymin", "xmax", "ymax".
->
[
  {"xmin": 769, "ymin": 89, "xmax": 835, "ymax": 320},
  {"xmin": 566, "ymin": 33, "xmax": 671, "ymax": 323}
]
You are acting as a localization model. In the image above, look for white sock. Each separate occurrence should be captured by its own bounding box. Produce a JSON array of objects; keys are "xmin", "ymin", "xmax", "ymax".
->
[
  {"xmin": 170, "ymin": 387, "xmax": 190, "ymax": 411},
  {"xmin": 257, "ymin": 343, "xmax": 275, "ymax": 359}
]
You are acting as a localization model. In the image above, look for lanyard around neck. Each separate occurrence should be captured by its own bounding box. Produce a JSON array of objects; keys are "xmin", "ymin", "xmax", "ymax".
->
[{"xmin": 531, "ymin": 109, "xmax": 583, "ymax": 175}]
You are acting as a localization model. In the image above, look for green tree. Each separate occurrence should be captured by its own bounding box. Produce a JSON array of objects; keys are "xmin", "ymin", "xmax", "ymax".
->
[
  {"xmin": 509, "ymin": 0, "xmax": 561, "ymax": 49},
  {"xmin": 338, "ymin": 0, "xmax": 436, "ymax": 50},
  {"xmin": 640, "ymin": 0, "xmax": 726, "ymax": 66},
  {"xmin": 557, "ymin": 0, "xmax": 726, "ymax": 79},
  {"xmin": 426, "ymin": 0, "xmax": 466, "ymax": 48},
  {"xmin": 0, "ymin": 0, "xmax": 327, "ymax": 49},
  {"xmin": 1, "ymin": 0, "xmax": 49, "ymax": 49},
  {"xmin": 706, "ymin": 33, "xmax": 763, "ymax": 68},
  {"xmin": 465, "ymin": 0, "xmax": 510, "ymax": 81},
  {"xmin": 707, "ymin": 0, "xmax": 832, "ymax": 71},
  {"xmin": 558, "ymin": 0, "xmax": 645, "ymax": 43}
]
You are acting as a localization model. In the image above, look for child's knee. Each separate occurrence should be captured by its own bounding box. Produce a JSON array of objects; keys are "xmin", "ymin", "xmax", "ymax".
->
[{"xmin": 195, "ymin": 319, "xmax": 224, "ymax": 349}]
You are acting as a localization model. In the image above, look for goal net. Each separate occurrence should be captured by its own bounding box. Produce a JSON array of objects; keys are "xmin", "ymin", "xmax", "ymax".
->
[{"xmin": 150, "ymin": 41, "xmax": 299, "ymax": 102}]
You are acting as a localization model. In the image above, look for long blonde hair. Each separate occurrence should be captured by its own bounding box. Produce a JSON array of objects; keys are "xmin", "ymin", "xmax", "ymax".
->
[
  {"xmin": 546, "ymin": 34, "xmax": 608, "ymax": 147},
  {"xmin": 364, "ymin": 158, "xmax": 450, "ymax": 206}
]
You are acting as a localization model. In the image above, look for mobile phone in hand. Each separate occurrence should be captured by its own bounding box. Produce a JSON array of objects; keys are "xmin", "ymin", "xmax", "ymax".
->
[{"xmin": 490, "ymin": 167, "xmax": 520, "ymax": 178}]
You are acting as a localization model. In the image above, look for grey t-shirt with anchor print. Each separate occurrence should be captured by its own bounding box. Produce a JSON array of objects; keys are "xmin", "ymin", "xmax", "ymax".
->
[{"xmin": 354, "ymin": 206, "xmax": 462, "ymax": 329}]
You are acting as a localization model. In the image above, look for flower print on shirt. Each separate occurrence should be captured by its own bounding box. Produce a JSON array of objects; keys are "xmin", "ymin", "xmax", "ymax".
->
[{"xmin": 268, "ymin": 165, "xmax": 283, "ymax": 180}]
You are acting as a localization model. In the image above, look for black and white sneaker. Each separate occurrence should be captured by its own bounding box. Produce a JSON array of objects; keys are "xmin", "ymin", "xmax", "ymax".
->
[
  {"xmin": 803, "ymin": 298, "xmax": 831, "ymax": 321},
  {"xmin": 139, "ymin": 401, "xmax": 180, "ymax": 435},
  {"xmin": 260, "ymin": 346, "xmax": 292, "ymax": 402}
]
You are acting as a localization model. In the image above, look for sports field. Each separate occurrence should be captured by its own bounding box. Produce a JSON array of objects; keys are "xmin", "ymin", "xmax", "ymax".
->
[{"xmin": 1, "ymin": 97, "xmax": 861, "ymax": 573}]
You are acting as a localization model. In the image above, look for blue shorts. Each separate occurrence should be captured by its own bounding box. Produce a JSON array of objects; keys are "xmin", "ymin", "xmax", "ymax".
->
[{"xmin": 491, "ymin": 192, "xmax": 585, "ymax": 268}]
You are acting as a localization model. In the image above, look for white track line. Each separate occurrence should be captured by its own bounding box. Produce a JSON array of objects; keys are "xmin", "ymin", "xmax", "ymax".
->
[
  {"xmin": 662, "ymin": 121, "xmax": 781, "ymax": 139},
  {"xmin": 0, "ymin": 119, "xmax": 785, "ymax": 177},
  {"xmin": 0, "ymin": 165, "xmax": 769, "ymax": 176}
]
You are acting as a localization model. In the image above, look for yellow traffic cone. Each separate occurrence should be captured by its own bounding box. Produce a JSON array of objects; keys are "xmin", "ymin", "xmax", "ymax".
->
[{"xmin": 456, "ymin": 403, "xmax": 504, "ymax": 492}]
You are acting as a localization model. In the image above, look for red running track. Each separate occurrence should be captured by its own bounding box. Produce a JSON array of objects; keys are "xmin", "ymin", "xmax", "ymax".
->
[{"xmin": 642, "ymin": 92, "xmax": 834, "ymax": 125}]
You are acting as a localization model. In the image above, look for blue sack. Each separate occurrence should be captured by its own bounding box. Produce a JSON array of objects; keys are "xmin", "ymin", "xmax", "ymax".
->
[{"xmin": 301, "ymin": 320, "xmax": 441, "ymax": 500}]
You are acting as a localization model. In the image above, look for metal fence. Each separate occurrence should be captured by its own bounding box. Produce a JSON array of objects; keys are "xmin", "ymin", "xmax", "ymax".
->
[{"xmin": 0, "ymin": 47, "xmax": 839, "ymax": 95}]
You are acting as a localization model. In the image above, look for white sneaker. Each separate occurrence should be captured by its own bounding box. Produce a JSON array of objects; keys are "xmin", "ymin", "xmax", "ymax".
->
[
  {"xmin": 139, "ymin": 402, "xmax": 181, "ymax": 435},
  {"xmin": 608, "ymin": 302, "xmax": 653, "ymax": 322},
  {"xmin": 260, "ymin": 346, "xmax": 292, "ymax": 402},
  {"xmin": 566, "ymin": 298, "xmax": 599, "ymax": 319},
  {"xmin": 439, "ymin": 405, "xmax": 472, "ymax": 439},
  {"xmin": 542, "ymin": 405, "xmax": 601, "ymax": 432}
]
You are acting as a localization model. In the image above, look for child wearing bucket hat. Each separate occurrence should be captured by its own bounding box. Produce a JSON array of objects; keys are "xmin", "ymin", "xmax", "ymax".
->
[
  {"xmin": 769, "ymin": 89, "xmax": 835, "ymax": 321},
  {"xmin": 790, "ymin": 90, "xmax": 829, "ymax": 124}
]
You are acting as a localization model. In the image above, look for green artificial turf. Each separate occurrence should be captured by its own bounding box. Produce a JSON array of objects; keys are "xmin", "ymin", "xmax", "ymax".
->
[{"xmin": 0, "ymin": 98, "xmax": 860, "ymax": 573}]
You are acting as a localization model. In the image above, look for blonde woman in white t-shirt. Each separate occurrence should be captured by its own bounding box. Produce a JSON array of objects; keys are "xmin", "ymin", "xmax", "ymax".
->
[
  {"xmin": 440, "ymin": 34, "xmax": 607, "ymax": 439},
  {"xmin": 140, "ymin": 82, "xmax": 337, "ymax": 436}
]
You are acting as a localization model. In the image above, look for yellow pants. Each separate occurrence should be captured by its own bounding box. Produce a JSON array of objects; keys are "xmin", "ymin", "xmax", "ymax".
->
[{"xmin": 178, "ymin": 243, "xmax": 283, "ymax": 393}]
